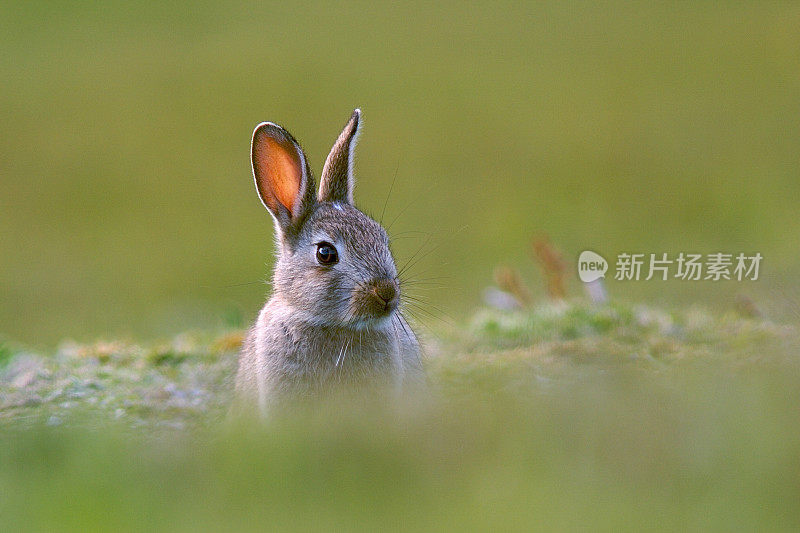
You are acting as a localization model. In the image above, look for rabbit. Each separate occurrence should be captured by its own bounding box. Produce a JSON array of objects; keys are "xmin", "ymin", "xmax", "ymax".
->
[{"xmin": 235, "ymin": 109, "xmax": 423, "ymax": 414}]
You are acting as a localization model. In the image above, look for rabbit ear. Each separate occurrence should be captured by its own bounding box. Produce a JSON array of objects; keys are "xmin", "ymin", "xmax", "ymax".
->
[
  {"xmin": 251, "ymin": 122, "xmax": 316, "ymax": 232},
  {"xmin": 319, "ymin": 108, "xmax": 361, "ymax": 204}
]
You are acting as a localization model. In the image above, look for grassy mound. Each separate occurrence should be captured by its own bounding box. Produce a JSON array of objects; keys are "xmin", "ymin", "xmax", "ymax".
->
[{"xmin": 1, "ymin": 301, "xmax": 799, "ymax": 530}]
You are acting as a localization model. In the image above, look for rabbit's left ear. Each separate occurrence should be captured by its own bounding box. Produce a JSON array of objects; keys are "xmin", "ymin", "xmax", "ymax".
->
[{"xmin": 319, "ymin": 108, "xmax": 361, "ymax": 204}]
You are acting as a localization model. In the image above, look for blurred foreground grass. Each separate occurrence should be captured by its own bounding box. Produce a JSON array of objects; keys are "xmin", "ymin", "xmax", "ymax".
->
[{"xmin": 2, "ymin": 300, "xmax": 799, "ymax": 530}]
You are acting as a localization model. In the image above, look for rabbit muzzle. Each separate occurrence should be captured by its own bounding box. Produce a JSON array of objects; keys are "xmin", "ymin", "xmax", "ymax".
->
[{"xmin": 358, "ymin": 278, "xmax": 399, "ymax": 318}]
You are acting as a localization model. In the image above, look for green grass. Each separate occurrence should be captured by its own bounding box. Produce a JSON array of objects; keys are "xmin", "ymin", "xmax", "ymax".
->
[
  {"xmin": 2, "ymin": 1, "xmax": 800, "ymax": 344},
  {"xmin": 2, "ymin": 301, "xmax": 799, "ymax": 530}
]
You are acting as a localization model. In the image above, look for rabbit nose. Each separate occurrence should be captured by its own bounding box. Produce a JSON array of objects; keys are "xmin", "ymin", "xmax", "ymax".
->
[{"xmin": 369, "ymin": 279, "xmax": 398, "ymax": 309}]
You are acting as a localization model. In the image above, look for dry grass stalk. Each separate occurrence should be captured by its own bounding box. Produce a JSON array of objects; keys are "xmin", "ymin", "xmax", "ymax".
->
[
  {"xmin": 494, "ymin": 266, "xmax": 533, "ymax": 308},
  {"xmin": 531, "ymin": 235, "xmax": 567, "ymax": 300}
]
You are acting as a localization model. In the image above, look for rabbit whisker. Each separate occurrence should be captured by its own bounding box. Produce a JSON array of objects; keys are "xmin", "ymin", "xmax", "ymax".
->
[
  {"xmin": 401, "ymin": 308, "xmax": 430, "ymax": 331},
  {"xmin": 394, "ymin": 312, "xmax": 413, "ymax": 341},
  {"xmin": 385, "ymin": 180, "xmax": 436, "ymax": 232},
  {"xmin": 402, "ymin": 300, "xmax": 454, "ymax": 327},
  {"xmin": 396, "ymin": 237, "xmax": 434, "ymax": 280},
  {"xmin": 379, "ymin": 157, "xmax": 401, "ymax": 225}
]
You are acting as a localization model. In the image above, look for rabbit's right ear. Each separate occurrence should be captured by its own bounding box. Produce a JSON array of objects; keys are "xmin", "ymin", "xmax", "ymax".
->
[
  {"xmin": 319, "ymin": 109, "xmax": 360, "ymax": 204},
  {"xmin": 251, "ymin": 122, "xmax": 316, "ymax": 233}
]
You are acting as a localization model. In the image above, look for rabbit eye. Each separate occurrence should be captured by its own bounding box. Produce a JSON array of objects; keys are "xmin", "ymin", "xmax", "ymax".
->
[{"xmin": 315, "ymin": 242, "xmax": 338, "ymax": 265}]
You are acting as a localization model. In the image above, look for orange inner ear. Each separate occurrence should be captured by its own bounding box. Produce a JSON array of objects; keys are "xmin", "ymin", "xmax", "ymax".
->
[{"xmin": 253, "ymin": 135, "xmax": 302, "ymax": 213}]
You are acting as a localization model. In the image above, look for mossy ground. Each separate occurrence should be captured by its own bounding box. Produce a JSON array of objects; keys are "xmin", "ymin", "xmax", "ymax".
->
[{"xmin": 1, "ymin": 301, "xmax": 799, "ymax": 530}]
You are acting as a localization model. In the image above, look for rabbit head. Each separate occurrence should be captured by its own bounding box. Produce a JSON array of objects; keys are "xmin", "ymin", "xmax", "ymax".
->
[{"xmin": 251, "ymin": 109, "xmax": 400, "ymax": 329}]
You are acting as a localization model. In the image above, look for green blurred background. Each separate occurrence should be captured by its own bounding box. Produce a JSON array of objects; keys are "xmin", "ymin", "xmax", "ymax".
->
[{"xmin": 2, "ymin": 1, "xmax": 799, "ymax": 346}]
